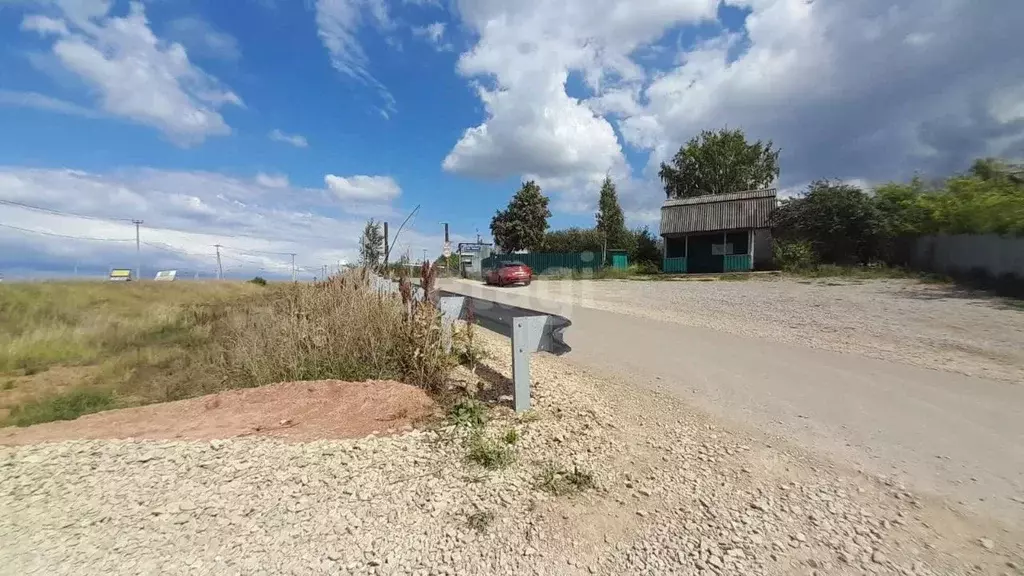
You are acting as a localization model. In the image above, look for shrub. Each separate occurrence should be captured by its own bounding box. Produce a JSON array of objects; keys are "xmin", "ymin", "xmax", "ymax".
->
[
  {"xmin": 772, "ymin": 239, "xmax": 817, "ymax": 271},
  {"xmin": 6, "ymin": 388, "xmax": 116, "ymax": 427},
  {"xmin": 249, "ymin": 276, "xmax": 268, "ymax": 286}
]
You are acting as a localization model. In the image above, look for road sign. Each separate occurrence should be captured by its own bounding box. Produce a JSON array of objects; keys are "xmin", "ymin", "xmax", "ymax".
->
[
  {"xmin": 109, "ymin": 268, "xmax": 132, "ymax": 282},
  {"xmin": 154, "ymin": 270, "xmax": 177, "ymax": 281},
  {"xmin": 442, "ymin": 242, "xmax": 452, "ymax": 258}
]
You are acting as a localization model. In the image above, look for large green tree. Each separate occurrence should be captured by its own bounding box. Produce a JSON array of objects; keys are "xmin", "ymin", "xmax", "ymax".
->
[
  {"xmin": 358, "ymin": 218, "xmax": 385, "ymax": 268},
  {"xmin": 773, "ymin": 180, "xmax": 885, "ymax": 265},
  {"xmin": 595, "ymin": 176, "xmax": 627, "ymax": 249},
  {"xmin": 659, "ymin": 128, "xmax": 780, "ymax": 198},
  {"xmin": 490, "ymin": 181, "xmax": 551, "ymax": 252}
]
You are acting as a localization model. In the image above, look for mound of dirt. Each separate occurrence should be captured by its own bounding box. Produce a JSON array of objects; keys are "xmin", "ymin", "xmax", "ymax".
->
[{"xmin": 0, "ymin": 380, "xmax": 437, "ymax": 446}]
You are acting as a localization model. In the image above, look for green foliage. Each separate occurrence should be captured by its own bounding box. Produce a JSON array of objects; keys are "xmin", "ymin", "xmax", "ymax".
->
[
  {"xmin": 595, "ymin": 176, "xmax": 627, "ymax": 249},
  {"xmin": 659, "ymin": 128, "xmax": 780, "ymax": 198},
  {"xmin": 359, "ymin": 218, "xmax": 385, "ymax": 268},
  {"xmin": 542, "ymin": 227, "xmax": 604, "ymax": 254},
  {"xmin": 536, "ymin": 464, "xmax": 597, "ymax": 496},
  {"xmin": 448, "ymin": 398, "xmax": 487, "ymax": 429},
  {"xmin": 490, "ymin": 181, "xmax": 551, "ymax": 252},
  {"xmin": 6, "ymin": 388, "xmax": 116, "ymax": 427},
  {"xmin": 249, "ymin": 276, "xmax": 268, "ymax": 286},
  {"xmin": 772, "ymin": 239, "xmax": 818, "ymax": 271},
  {"xmin": 502, "ymin": 427, "xmax": 520, "ymax": 445},
  {"xmin": 774, "ymin": 180, "xmax": 886, "ymax": 265},
  {"xmin": 629, "ymin": 226, "xmax": 662, "ymax": 268},
  {"xmin": 466, "ymin": 431, "xmax": 515, "ymax": 470}
]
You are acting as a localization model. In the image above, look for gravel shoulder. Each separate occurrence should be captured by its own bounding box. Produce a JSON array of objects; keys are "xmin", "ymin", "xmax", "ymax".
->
[
  {"xmin": 3, "ymin": 329, "xmax": 1022, "ymax": 575},
  {"xmin": 485, "ymin": 276, "xmax": 1024, "ymax": 383}
]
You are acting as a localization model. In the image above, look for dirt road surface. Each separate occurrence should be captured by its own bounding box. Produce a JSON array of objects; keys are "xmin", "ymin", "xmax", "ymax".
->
[{"xmin": 441, "ymin": 277, "xmax": 1024, "ymax": 527}]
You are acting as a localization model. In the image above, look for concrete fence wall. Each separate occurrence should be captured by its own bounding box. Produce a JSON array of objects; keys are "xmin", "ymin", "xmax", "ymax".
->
[{"xmin": 906, "ymin": 234, "xmax": 1024, "ymax": 278}]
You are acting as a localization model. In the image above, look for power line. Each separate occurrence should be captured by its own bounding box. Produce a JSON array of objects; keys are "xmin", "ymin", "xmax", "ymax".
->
[
  {"xmin": 0, "ymin": 198, "xmax": 134, "ymax": 223},
  {"xmin": 0, "ymin": 222, "xmax": 134, "ymax": 242}
]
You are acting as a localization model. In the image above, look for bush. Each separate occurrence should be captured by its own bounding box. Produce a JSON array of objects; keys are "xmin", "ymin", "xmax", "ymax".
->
[
  {"xmin": 6, "ymin": 388, "xmax": 116, "ymax": 427},
  {"xmin": 772, "ymin": 239, "xmax": 817, "ymax": 271},
  {"xmin": 248, "ymin": 276, "xmax": 268, "ymax": 286},
  {"xmin": 633, "ymin": 261, "xmax": 661, "ymax": 275}
]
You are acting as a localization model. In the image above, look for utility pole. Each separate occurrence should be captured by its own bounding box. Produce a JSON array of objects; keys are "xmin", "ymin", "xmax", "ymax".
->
[
  {"xmin": 214, "ymin": 244, "xmax": 223, "ymax": 280},
  {"xmin": 383, "ymin": 221, "xmax": 390, "ymax": 270},
  {"xmin": 422, "ymin": 248, "xmax": 428, "ymax": 265},
  {"xmin": 132, "ymin": 219, "xmax": 143, "ymax": 280},
  {"xmin": 290, "ymin": 253, "xmax": 296, "ymax": 282}
]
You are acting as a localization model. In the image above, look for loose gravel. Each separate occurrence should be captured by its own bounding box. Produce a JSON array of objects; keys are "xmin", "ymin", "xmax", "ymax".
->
[
  {"xmin": 506, "ymin": 277, "xmax": 1024, "ymax": 382},
  {"xmin": 2, "ymin": 330, "xmax": 1022, "ymax": 575}
]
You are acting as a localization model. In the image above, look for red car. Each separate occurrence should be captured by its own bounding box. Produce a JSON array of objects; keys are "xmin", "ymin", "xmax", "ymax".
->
[{"xmin": 485, "ymin": 261, "xmax": 533, "ymax": 287}]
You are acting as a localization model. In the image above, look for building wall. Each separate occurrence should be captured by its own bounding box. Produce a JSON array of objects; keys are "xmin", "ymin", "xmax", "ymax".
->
[{"xmin": 752, "ymin": 229, "xmax": 773, "ymax": 270}]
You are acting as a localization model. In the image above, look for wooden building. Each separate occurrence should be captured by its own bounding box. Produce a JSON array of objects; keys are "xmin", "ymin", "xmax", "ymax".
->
[{"xmin": 660, "ymin": 188, "xmax": 777, "ymax": 273}]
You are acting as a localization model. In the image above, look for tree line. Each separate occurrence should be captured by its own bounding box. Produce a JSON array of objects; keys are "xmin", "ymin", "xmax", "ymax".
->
[
  {"xmin": 490, "ymin": 177, "xmax": 661, "ymax": 267},
  {"xmin": 489, "ymin": 127, "xmax": 1023, "ymax": 271}
]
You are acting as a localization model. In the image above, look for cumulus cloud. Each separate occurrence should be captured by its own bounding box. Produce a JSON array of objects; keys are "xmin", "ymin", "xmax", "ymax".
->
[
  {"xmin": 17, "ymin": 1, "xmax": 242, "ymax": 145},
  {"xmin": 269, "ymin": 129, "xmax": 309, "ymax": 148},
  {"xmin": 440, "ymin": 0, "xmax": 1024, "ymax": 222},
  {"xmin": 0, "ymin": 167, "xmax": 439, "ymax": 279}
]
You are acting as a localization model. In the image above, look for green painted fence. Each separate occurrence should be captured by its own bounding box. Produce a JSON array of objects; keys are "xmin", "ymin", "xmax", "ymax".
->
[
  {"xmin": 482, "ymin": 252, "xmax": 601, "ymax": 276},
  {"xmin": 723, "ymin": 254, "xmax": 753, "ymax": 272},
  {"xmin": 663, "ymin": 257, "xmax": 688, "ymax": 273}
]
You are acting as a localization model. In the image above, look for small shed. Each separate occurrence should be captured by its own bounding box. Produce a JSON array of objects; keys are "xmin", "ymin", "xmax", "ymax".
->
[{"xmin": 660, "ymin": 188, "xmax": 777, "ymax": 273}]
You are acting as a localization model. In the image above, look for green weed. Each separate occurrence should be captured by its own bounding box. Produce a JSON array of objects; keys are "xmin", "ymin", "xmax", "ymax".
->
[
  {"xmin": 536, "ymin": 464, "xmax": 597, "ymax": 496},
  {"xmin": 5, "ymin": 388, "xmax": 116, "ymax": 427},
  {"xmin": 466, "ymin": 431, "xmax": 515, "ymax": 470}
]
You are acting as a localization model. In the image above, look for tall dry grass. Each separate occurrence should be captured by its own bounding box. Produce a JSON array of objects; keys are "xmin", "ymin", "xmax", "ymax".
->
[
  {"xmin": 213, "ymin": 272, "xmax": 456, "ymax": 390},
  {"xmin": 1, "ymin": 271, "xmax": 459, "ymax": 425}
]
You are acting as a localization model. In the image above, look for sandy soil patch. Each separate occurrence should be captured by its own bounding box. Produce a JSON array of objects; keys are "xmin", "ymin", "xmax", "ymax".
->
[{"xmin": 0, "ymin": 379, "xmax": 436, "ymax": 446}]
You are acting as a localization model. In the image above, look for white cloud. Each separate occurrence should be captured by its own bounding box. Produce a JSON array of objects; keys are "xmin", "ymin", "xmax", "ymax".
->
[
  {"xmin": 20, "ymin": 14, "xmax": 69, "ymax": 36},
  {"xmin": 324, "ymin": 174, "xmax": 401, "ymax": 203},
  {"xmin": 442, "ymin": 0, "xmax": 718, "ymax": 212},
  {"xmin": 255, "ymin": 172, "xmax": 290, "ymax": 188},
  {"xmin": 438, "ymin": 0, "xmax": 1024, "ymax": 221},
  {"xmin": 164, "ymin": 16, "xmax": 241, "ymax": 62},
  {"xmin": 0, "ymin": 167, "xmax": 439, "ymax": 279},
  {"xmin": 0, "ymin": 89, "xmax": 101, "ymax": 118},
  {"xmin": 18, "ymin": 1, "xmax": 242, "ymax": 145},
  {"xmin": 315, "ymin": 0, "xmax": 396, "ymax": 115},
  {"xmin": 412, "ymin": 21, "xmax": 450, "ymax": 51},
  {"xmin": 269, "ymin": 129, "xmax": 309, "ymax": 148}
]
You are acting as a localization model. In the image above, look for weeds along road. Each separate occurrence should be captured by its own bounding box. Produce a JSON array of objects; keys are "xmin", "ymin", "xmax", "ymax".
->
[{"xmin": 440, "ymin": 278, "xmax": 1024, "ymax": 527}]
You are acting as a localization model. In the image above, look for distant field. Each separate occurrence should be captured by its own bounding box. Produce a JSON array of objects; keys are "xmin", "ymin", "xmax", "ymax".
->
[{"xmin": 0, "ymin": 277, "xmax": 455, "ymax": 427}]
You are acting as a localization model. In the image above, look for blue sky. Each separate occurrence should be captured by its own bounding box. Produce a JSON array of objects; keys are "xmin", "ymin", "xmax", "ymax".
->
[{"xmin": 0, "ymin": 0, "xmax": 1021, "ymax": 279}]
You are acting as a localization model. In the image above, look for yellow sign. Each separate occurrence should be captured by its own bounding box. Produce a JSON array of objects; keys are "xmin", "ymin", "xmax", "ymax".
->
[{"xmin": 109, "ymin": 269, "xmax": 132, "ymax": 281}]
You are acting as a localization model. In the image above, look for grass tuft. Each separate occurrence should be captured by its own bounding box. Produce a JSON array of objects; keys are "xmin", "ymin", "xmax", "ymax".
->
[
  {"xmin": 466, "ymin": 431, "xmax": 515, "ymax": 470},
  {"xmin": 536, "ymin": 464, "xmax": 597, "ymax": 496},
  {"xmin": 502, "ymin": 427, "xmax": 520, "ymax": 445},
  {"xmin": 6, "ymin": 388, "xmax": 116, "ymax": 427}
]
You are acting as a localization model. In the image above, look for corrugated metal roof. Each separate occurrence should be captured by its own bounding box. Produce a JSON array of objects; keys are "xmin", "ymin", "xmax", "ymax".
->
[{"xmin": 660, "ymin": 188, "xmax": 777, "ymax": 235}]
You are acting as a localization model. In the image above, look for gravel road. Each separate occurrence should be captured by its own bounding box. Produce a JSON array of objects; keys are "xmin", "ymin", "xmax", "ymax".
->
[
  {"xmin": 487, "ymin": 276, "xmax": 1024, "ymax": 382},
  {"xmin": 3, "ymin": 330, "xmax": 1021, "ymax": 575}
]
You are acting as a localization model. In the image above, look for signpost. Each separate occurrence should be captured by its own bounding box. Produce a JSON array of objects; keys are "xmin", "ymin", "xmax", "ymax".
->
[
  {"xmin": 154, "ymin": 270, "xmax": 177, "ymax": 281},
  {"xmin": 109, "ymin": 269, "xmax": 132, "ymax": 282}
]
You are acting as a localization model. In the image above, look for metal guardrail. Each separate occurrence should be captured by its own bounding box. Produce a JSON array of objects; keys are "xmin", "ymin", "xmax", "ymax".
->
[{"xmin": 369, "ymin": 274, "xmax": 571, "ymax": 412}]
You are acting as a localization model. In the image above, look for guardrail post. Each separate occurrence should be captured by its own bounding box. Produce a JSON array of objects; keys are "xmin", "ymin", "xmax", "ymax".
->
[{"xmin": 511, "ymin": 315, "xmax": 548, "ymax": 413}]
